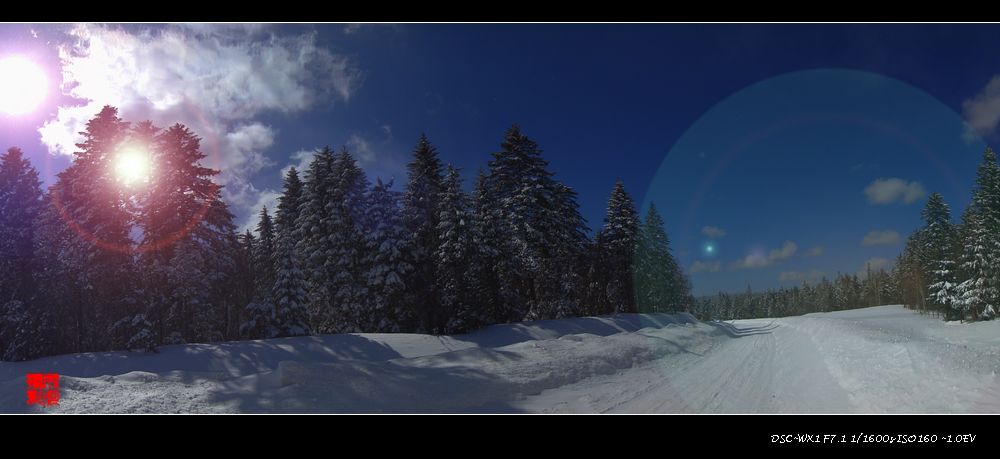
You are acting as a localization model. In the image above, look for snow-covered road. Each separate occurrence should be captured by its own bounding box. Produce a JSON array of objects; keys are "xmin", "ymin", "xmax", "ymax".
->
[
  {"xmin": 513, "ymin": 307, "xmax": 1000, "ymax": 413},
  {"xmin": 2, "ymin": 305, "xmax": 998, "ymax": 413}
]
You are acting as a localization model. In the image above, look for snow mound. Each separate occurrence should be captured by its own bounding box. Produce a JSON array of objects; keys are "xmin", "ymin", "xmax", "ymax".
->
[{"xmin": 3, "ymin": 306, "xmax": 998, "ymax": 413}]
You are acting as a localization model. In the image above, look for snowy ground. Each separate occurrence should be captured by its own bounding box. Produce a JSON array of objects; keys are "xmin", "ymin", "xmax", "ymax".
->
[{"xmin": 2, "ymin": 305, "xmax": 999, "ymax": 413}]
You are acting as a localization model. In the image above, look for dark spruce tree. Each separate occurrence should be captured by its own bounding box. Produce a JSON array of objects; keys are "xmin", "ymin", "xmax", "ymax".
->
[
  {"xmin": 364, "ymin": 178, "xmax": 413, "ymax": 332},
  {"xmin": 636, "ymin": 202, "xmax": 690, "ymax": 313},
  {"xmin": 402, "ymin": 134, "xmax": 445, "ymax": 333},
  {"xmin": 0, "ymin": 147, "xmax": 44, "ymax": 304},
  {"xmin": 471, "ymin": 168, "xmax": 504, "ymax": 324},
  {"xmin": 596, "ymin": 180, "xmax": 640, "ymax": 314},
  {"xmin": 895, "ymin": 229, "xmax": 929, "ymax": 311},
  {"xmin": 253, "ymin": 207, "xmax": 276, "ymax": 302},
  {"xmin": 293, "ymin": 147, "xmax": 337, "ymax": 333},
  {"xmin": 0, "ymin": 147, "xmax": 49, "ymax": 360},
  {"xmin": 144, "ymin": 123, "xmax": 238, "ymax": 344},
  {"xmin": 275, "ymin": 167, "xmax": 303, "ymax": 230},
  {"xmin": 241, "ymin": 207, "xmax": 278, "ymax": 339},
  {"xmin": 955, "ymin": 148, "xmax": 1000, "ymax": 319},
  {"xmin": 326, "ymin": 147, "xmax": 371, "ymax": 333},
  {"xmin": 232, "ymin": 230, "xmax": 258, "ymax": 336},
  {"xmin": 272, "ymin": 167, "xmax": 310, "ymax": 337},
  {"xmin": 528, "ymin": 182, "xmax": 589, "ymax": 320},
  {"xmin": 920, "ymin": 193, "xmax": 959, "ymax": 318},
  {"xmin": 435, "ymin": 166, "xmax": 479, "ymax": 333},
  {"xmin": 39, "ymin": 106, "xmax": 133, "ymax": 354},
  {"xmin": 483, "ymin": 125, "xmax": 585, "ymax": 322}
]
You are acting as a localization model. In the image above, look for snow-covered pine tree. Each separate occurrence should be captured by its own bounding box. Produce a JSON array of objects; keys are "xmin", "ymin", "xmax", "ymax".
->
[
  {"xmin": 401, "ymin": 134, "xmax": 445, "ymax": 333},
  {"xmin": 28, "ymin": 195, "xmax": 74, "ymax": 357},
  {"xmin": 0, "ymin": 147, "xmax": 49, "ymax": 360},
  {"xmin": 955, "ymin": 148, "xmax": 1000, "ymax": 320},
  {"xmin": 470, "ymin": 168, "xmax": 503, "ymax": 324},
  {"xmin": 435, "ymin": 166, "xmax": 479, "ymax": 333},
  {"xmin": 326, "ymin": 147, "xmax": 371, "ymax": 333},
  {"xmin": 44, "ymin": 106, "xmax": 134, "ymax": 353},
  {"xmin": 582, "ymin": 239, "xmax": 609, "ymax": 316},
  {"xmin": 956, "ymin": 207, "xmax": 994, "ymax": 320},
  {"xmin": 145, "ymin": 123, "xmax": 238, "ymax": 344},
  {"xmin": 108, "ymin": 121, "xmax": 159, "ymax": 351},
  {"xmin": 275, "ymin": 167, "xmax": 303, "ymax": 231},
  {"xmin": 482, "ymin": 127, "xmax": 532, "ymax": 322},
  {"xmin": 896, "ymin": 229, "xmax": 929, "ymax": 311},
  {"xmin": 241, "ymin": 207, "xmax": 278, "ymax": 339},
  {"xmin": 636, "ymin": 202, "xmax": 689, "ymax": 313},
  {"xmin": 363, "ymin": 178, "xmax": 413, "ymax": 333},
  {"xmin": 596, "ymin": 180, "xmax": 641, "ymax": 314},
  {"xmin": 271, "ymin": 167, "xmax": 309, "ymax": 337},
  {"xmin": 270, "ymin": 236, "xmax": 308, "ymax": 338},
  {"xmin": 229, "ymin": 230, "xmax": 258, "ymax": 336},
  {"xmin": 483, "ymin": 125, "xmax": 584, "ymax": 321},
  {"xmin": 165, "ymin": 237, "xmax": 226, "ymax": 343},
  {"xmin": 920, "ymin": 193, "xmax": 959, "ymax": 318},
  {"xmin": 293, "ymin": 147, "xmax": 337, "ymax": 332},
  {"xmin": 253, "ymin": 207, "xmax": 276, "ymax": 302},
  {"xmin": 0, "ymin": 299, "xmax": 55, "ymax": 361},
  {"xmin": 529, "ymin": 182, "xmax": 589, "ymax": 320},
  {"xmin": 0, "ymin": 147, "xmax": 43, "ymax": 303}
]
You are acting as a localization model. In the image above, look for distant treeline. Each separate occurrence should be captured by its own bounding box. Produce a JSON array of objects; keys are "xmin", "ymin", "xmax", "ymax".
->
[{"xmin": 696, "ymin": 147, "xmax": 1000, "ymax": 323}]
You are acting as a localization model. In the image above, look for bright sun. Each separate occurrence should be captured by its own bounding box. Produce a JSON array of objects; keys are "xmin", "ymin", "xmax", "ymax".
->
[
  {"xmin": 114, "ymin": 149, "xmax": 152, "ymax": 186},
  {"xmin": 0, "ymin": 56, "xmax": 47, "ymax": 115}
]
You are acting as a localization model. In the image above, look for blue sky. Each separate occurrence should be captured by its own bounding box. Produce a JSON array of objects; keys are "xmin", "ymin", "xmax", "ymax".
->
[{"xmin": 2, "ymin": 23, "xmax": 1000, "ymax": 295}]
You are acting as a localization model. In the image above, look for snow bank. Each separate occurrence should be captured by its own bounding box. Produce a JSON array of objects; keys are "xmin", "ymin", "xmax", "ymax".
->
[
  {"xmin": 0, "ymin": 312, "xmax": 703, "ymax": 413},
  {"xmin": 4, "ymin": 306, "xmax": 998, "ymax": 413}
]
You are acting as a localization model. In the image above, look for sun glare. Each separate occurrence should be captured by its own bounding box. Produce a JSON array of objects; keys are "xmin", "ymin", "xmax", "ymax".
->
[
  {"xmin": 114, "ymin": 149, "xmax": 152, "ymax": 186},
  {"xmin": 0, "ymin": 56, "xmax": 48, "ymax": 115}
]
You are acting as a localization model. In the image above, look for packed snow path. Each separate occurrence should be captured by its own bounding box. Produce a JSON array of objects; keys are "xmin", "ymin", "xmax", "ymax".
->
[{"xmin": 2, "ymin": 305, "xmax": 998, "ymax": 413}]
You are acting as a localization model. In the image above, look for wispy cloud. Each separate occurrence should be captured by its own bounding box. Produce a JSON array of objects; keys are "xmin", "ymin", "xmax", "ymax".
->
[
  {"xmin": 864, "ymin": 178, "xmax": 926, "ymax": 205},
  {"xmin": 804, "ymin": 246, "xmax": 824, "ymax": 257},
  {"xmin": 690, "ymin": 261, "xmax": 722, "ymax": 274},
  {"xmin": 861, "ymin": 229, "xmax": 902, "ymax": 246},
  {"xmin": 730, "ymin": 241, "xmax": 797, "ymax": 269},
  {"xmin": 347, "ymin": 133, "xmax": 377, "ymax": 163},
  {"xmin": 701, "ymin": 226, "xmax": 727, "ymax": 238}
]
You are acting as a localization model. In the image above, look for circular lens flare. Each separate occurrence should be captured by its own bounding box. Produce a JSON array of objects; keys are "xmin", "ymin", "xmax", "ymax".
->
[
  {"xmin": 0, "ymin": 56, "xmax": 48, "ymax": 115},
  {"xmin": 114, "ymin": 148, "xmax": 151, "ymax": 186},
  {"xmin": 701, "ymin": 241, "xmax": 719, "ymax": 258}
]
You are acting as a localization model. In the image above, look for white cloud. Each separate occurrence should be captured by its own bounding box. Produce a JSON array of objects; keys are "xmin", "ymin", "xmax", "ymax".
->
[
  {"xmin": 962, "ymin": 76, "xmax": 1000, "ymax": 141},
  {"xmin": 731, "ymin": 241, "xmax": 797, "ymax": 269},
  {"xmin": 804, "ymin": 246, "xmax": 824, "ymax": 257},
  {"xmin": 347, "ymin": 133, "xmax": 377, "ymax": 163},
  {"xmin": 347, "ymin": 132, "xmax": 407, "ymax": 184},
  {"xmin": 39, "ymin": 23, "xmax": 361, "ymax": 223},
  {"xmin": 281, "ymin": 149, "xmax": 318, "ymax": 178},
  {"xmin": 238, "ymin": 188, "xmax": 282, "ymax": 234},
  {"xmin": 689, "ymin": 261, "xmax": 721, "ymax": 274},
  {"xmin": 769, "ymin": 242, "xmax": 798, "ymax": 262},
  {"xmin": 861, "ymin": 229, "xmax": 902, "ymax": 246},
  {"xmin": 701, "ymin": 226, "xmax": 727, "ymax": 238},
  {"xmin": 864, "ymin": 178, "xmax": 926, "ymax": 205},
  {"xmin": 778, "ymin": 270, "xmax": 826, "ymax": 284}
]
